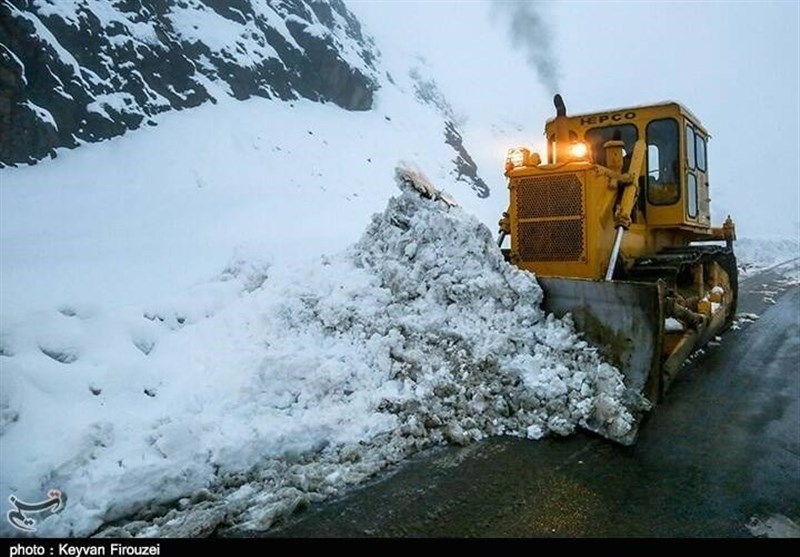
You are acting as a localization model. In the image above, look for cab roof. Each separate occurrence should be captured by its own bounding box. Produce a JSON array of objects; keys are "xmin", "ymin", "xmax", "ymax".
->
[{"xmin": 546, "ymin": 100, "xmax": 709, "ymax": 136}]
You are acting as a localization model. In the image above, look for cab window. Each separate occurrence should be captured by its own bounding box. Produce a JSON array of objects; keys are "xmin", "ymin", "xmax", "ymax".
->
[
  {"xmin": 646, "ymin": 119, "xmax": 680, "ymax": 205},
  {"xmin": 686, "ymin": 125, "xmax": 696, "ymax": 169},
  {"xmin": 687, "ymin": 174, "xmax": 698, "ymax": 217},
  {"xmin": 585, "ymin": 124, "xmax": 638, "ymax": 171},
  {"xmin": 696, "ymin": 133, "xmax": 707, "ymax": 171}
]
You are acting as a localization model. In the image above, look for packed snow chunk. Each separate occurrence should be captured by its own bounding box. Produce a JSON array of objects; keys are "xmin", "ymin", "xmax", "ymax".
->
[
  {"xmin": 395, "ymin": 160, "xmax": 457, "ymax": 208},
  {"xmin": 665, "ymin": 317, "xmax": 685, "ymax": 332}
]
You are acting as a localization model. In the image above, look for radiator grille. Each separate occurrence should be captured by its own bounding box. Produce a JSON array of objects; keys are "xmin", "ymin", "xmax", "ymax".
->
[
  {"xmin": 517, "ymin": 174, "xmax": 583, "ymax": 219},
  {"xmin": 515, "ymin": 174, "xmax": 585, "ymax": 262},
  {"xmin": 516, "ymin": 220, "xmax": 584, "ymax": 261}
]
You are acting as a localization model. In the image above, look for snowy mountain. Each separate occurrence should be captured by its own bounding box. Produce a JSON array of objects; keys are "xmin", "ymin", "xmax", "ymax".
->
[
  {"xmin": 1, "ymin": 0, "xmax": 488, "ymax": 199},
  {"xmin": 1, "ymin": 0, "xmax": 377, "ymax": 163}
]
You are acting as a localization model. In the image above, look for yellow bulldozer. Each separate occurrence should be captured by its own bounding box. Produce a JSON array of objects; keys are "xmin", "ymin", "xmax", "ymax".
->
[{"xmin": 498, "ymin": 95, "xmax": 738, "ymax": 439}]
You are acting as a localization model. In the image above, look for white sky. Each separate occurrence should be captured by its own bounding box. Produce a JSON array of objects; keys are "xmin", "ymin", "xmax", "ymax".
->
[{"xmin": 349, "ymin": 0, "xmax": 800, "ymax": 239}]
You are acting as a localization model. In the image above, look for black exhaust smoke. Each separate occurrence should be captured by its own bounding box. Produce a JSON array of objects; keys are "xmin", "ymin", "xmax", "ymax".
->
[{"xmin": 492, "ymin": 1, "xmax": 562, "ymax": 94}]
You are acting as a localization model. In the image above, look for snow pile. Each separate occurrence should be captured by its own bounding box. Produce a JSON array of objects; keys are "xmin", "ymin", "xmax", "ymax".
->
[
  {"xmin": 0, "ymin": 172, "xmax": 633, "ymax": 537},
  {"xmin": 345, "ymin": 179, "xmax": 634, "ymax": 443}
]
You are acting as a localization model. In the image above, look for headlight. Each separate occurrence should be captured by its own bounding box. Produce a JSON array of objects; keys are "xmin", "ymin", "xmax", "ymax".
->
[
  {"xmin": 505, "ymin": 147, "xmax": 530, "ymax": 171},
  {"xmin": 569, "ymin": 142, "xmax": 588, "ymax": 159}
]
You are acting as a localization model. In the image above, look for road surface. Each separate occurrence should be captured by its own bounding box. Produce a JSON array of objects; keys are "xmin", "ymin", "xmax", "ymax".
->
[{"xmin": 264, "ymin": 263, "xmax": 800, "ymax": 537}]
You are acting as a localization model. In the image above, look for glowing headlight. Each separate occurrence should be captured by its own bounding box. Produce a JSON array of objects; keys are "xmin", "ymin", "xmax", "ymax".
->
[{"xmin": 569, "ymin": 142, "xmax": 588, "ymax": 159}]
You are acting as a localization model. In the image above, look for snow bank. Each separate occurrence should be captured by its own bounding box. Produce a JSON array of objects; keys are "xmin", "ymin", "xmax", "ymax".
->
[
  {"xmin": 736, "ymin": 237, "xmax": 800, "ymax": 277},
  {"xmin": 0, "ymin": 171, "xmax": 634, "ymax": 537}
]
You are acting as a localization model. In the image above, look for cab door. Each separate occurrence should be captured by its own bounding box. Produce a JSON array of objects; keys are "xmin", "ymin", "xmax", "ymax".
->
[{"xmin": 685, "ymin": 123, "xmax": 710, "ymax": 225}]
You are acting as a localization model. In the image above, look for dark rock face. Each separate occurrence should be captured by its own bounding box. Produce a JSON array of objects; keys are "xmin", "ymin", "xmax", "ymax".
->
[
  {"xmin": 0, "ymin": 0, "xmax": 378, "ymax": 165},
  {"xmin": 409, "ymin": 65, "xmax": 490, "ymax": 199},
  {"xmin": 444, "ymin": 121, "xmax": 489, "ymax": 199}
]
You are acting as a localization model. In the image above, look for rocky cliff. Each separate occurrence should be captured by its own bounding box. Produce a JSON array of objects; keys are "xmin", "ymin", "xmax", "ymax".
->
[{"xmin": 0, "ymin": 0, "xmax": 378, "ymax": 165}]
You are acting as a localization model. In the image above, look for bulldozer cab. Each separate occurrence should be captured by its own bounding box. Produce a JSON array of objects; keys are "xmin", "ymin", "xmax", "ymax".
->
[{"xmin": 544, "ymin": 102, "xmax": 711, "ymax": 231}]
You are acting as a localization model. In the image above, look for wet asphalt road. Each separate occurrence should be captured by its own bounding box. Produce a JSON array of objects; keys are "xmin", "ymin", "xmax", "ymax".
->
[{"xmin": 268, "ymin": 264, "xmax": 800, "ymax": 538}]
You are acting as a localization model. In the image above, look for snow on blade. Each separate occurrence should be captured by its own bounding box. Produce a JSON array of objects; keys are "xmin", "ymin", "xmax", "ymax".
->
[
  {"xmin": 1, "ymin": 168, "xmax": 633, "ymax": 537},
  {"xmin": 396, "ymin": 160, "xmax": 458, "ymax": 207}
]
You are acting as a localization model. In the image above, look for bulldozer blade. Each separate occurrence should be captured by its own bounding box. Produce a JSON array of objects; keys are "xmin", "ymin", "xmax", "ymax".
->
[{"xmin": 537, "ymin": 277, "xmax": 666, "ymax": 443}]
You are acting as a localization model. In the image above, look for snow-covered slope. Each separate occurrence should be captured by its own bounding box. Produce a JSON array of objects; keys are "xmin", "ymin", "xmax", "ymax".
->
[
  {"xmin": 0, "ymin": 84, "xmax": 493, "ymax": 315},
  {"xmin": 736, "ymin": 237, "xmax": 800, "ymax": 277}
]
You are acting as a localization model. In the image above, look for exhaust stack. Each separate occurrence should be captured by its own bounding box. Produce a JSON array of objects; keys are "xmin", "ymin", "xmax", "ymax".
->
[
  {"xmin": 554, "ymin": 94, "xmax": 567, "ymax": 117},
  {"xmin": 553, "ymin": 94, "xmax": 569, "ymax": 162}
]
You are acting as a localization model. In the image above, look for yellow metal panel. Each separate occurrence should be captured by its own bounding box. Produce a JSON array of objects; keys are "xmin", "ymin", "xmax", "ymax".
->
[{"xmin": 509, "ymin": 165, "xmax": 624, "ymax": 280}]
